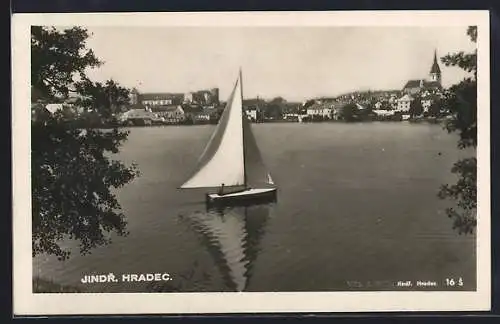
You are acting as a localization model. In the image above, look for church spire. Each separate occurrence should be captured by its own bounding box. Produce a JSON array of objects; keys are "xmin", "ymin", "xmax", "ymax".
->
[
  {"xmin": 430, "ymin": 49, "xmax": 441, "ymax": 74},
  {"xmin": 429, "ymin": 49, "xmax": 441, "ymax": 84}
]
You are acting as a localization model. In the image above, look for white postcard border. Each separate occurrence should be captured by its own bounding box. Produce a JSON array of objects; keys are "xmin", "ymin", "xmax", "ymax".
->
[{"xmin": 12, "ymin": 10, "xmax": 491, "ymax": 315}]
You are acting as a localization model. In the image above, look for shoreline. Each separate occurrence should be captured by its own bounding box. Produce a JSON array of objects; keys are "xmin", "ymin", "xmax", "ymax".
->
[
  {"xmin": 33, "ymin": 276, "xmax": 83, "ymax": 293},
  {"xmin": 70, "ymin": 117, "xmax": 447, "ymax": 129}
]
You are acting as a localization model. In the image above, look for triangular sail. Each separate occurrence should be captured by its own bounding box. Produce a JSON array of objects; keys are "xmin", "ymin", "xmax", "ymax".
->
[
  {"xmin": 180, "ymin": 71, "xmax": 275, "ymax": 189},
  {"xmin": 242, "ymin": 115, "xmax": 274, "ymax": 187},
  {"xmin": 180, "ymin": 78, "xmax": 245, "ymax": 188}
]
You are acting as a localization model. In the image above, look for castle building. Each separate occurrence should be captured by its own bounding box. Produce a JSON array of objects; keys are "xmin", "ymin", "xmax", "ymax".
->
[
  {"xmin": 136, "ymin": 88, "xmax": 220, "ymax": 107},
  {"xmin": 183, "ymin": 88, "xmax": 220, "ymax": 106},
  {"xmin": 402, "ymin": 50, "xmax": 442, "ymax": 95}
]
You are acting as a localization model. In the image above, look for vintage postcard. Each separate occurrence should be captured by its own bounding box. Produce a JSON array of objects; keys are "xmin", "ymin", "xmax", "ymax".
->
[{"xmin": 12, "ymin": 11, "xmax": 490, "ymax": 315}]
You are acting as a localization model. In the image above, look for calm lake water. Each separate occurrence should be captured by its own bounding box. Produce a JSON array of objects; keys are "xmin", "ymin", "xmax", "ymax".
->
[{"xmin": 33, "ymin": 122, "xmax": 476, "ymax": 292}]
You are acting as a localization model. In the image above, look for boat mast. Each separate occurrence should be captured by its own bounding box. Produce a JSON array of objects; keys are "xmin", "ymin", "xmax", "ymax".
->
[{"xmin": 240, "ymin": 67, "xmax": 248, "ymax": 188}]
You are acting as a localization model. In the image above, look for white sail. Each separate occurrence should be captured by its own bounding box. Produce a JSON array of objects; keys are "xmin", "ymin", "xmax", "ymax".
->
[
  {"xmin": 180, "ymin": 70, "xmax": 275, "ymax": 189},
  {"xmin": 180, "ymin": 76, "xmax": 245, "ymax": 188}
]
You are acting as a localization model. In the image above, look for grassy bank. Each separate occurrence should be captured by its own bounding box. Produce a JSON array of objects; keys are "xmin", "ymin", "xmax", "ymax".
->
[
  {"xmin": 32, "ymin": 276, "xmax": 194, "ymax": 293},
  {"xmin": 33, "ymin": 277, "xmax": 83, "ymax": 293}
]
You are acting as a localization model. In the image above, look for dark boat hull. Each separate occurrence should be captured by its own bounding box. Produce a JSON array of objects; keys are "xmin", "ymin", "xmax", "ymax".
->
[{"xmin": 205, "ymin": 188, "xmax": 277, "ymax": 208}]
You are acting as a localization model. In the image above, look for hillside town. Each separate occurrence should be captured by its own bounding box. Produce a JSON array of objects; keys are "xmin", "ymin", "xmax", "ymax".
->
[{"xmin": 34, "ymin": 50, "xmax": 450, "ymax": 126}]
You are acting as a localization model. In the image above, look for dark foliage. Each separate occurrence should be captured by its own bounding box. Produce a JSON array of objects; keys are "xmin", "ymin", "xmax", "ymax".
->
[
  {"xmin": 339, "ymin": 103, "xmax": 360, "ymax": 122},
  {"xmin": 427, "ymin": 99, "xmax": 442, "ymax": 118},
  {"xmin": 438, "ymin": 158, "xmax": 477, "ymax": 234},
  {"xmin": 437, "ymin": 26, "xmax": 477, "ymax": 234},
  {"xmin": 31, "ymin": 26, "xmax": 139, "ymax": 260},
  {"xmin": 75, "ymin": 78, "xmax": 131, "ymax": 122},
  {"xmin": 31, "ymin": 26, "xmax": 102, "ymax": 100},
  {"xmin": 264, "ymin": 101, "xmax": 284, "ymax": 120},
  {"xmin": 440, "ymin": 80, "xmax": 477, "ymax": 150},
  {"xmin": 409, "ymin": 96, "xmax": 424, "ymax": 117}
]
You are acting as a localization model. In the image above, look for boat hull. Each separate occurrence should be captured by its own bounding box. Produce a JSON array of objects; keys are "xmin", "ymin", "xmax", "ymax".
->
[{"xmin": 206, "ymin": 188, "xmax": 277, "ymax": 207}]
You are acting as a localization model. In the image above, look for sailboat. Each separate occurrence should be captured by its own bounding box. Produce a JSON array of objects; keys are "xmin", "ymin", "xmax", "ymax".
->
[{"xmin": 179, "ymin": 70, "xmax": 277, "ymax": 206}]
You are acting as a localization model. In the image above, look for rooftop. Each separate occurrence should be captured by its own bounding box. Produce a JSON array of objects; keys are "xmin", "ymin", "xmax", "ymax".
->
[
  {"xmin": 151, "ymin": 105, "xmax": 181, "ymax": 112},
  {"xmin": 181, "ymin": 104, "xmax": 204, "ymax": 114},
  {"xmin": 403, "ymin": 79, "xmax": 442, "ymax": 90},
  {"xmin": 140, "ymin": 93, "xmax": 184, "ymax": 100}
]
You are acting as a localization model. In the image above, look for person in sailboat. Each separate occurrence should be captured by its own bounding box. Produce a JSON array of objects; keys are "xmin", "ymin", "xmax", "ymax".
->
[{"xmin": 218, "ymin": 183, "xmax": 225, "ymax": 196}]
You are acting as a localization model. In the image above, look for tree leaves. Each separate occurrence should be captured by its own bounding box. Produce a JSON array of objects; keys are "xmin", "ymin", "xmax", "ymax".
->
[
  {"xmin": 427, "ymin": 99, "xmax": 442, "ymax": 117},
  {"xmin": 437, "ymin": 26, "xmax": 477, "ymax": 234},
  {"xmin": 467, "ymin": 25, "xmax": 478, "ymax": 43},
  {"xmin": 31, "ymin": 26, "xmax": 102, "ymax": 101},
  {"xmin": 409, "ymin": 96, "xmax": 424, "ymax": 117},
  {"xmin": 32, "ymin": 113, "xmax": 140, "ymax": 260},
  {"xmin": 31, "ymin": 26, "xmax": 139, "ymax": 260},
  {"xmin": 438, "ymin": 157, "xmax": 477, "ymax": 235},
  {"xmin": 441, "ymin": 52, "xmax": 477, "ymax": 79},
  {"xmin": 339, "ymin": 103, "xmax": 360, "ymax": 122},
  {"xmin": 441, "ymin": 79, "xmax": 477, "ymax": 149},
  {"xmin": 74, "ymin": 78, "xmax": 131, "ymax": 122}
]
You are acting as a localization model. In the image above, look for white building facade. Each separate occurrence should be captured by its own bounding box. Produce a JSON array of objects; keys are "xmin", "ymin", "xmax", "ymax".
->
[{"xmin": 397, "ymin": 94, "xmax": 413, "ymax": 112}]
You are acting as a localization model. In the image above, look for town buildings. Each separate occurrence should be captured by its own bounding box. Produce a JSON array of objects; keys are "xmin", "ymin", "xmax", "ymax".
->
[
  {"xmin": 118, "ymin": 50, "xmax": 445, "ymax": 125},
  {"xmin": 119, "ymin": 87, "xmax": 221, "ymax": 124},
  {"xmin": 396, "ymin": 94, "xmax": 413, "ymax": 112},
  {"xmin": 242, "ymin": 98, "xmax": 266, "ymax": 121},
  {"xmin": 395, "ymin": 50, "xmax": 444, "ymax": 114},
  {"xmin": 149, "ymin": 105, "xmax": 184, "ymax": 123},
  {"xmin": 120, "ymin": 108, "xmax": 155, "ymax": 119},
  {"xmin": 140, "ymin": 93, "xmax": 183, "ymax": 107},
  {"xmin": 245, "ymin": 107, "xmax": 258, "ymax": 121},
  {"xmin": 294, "ymin": 50, "xmax": 445, "ymax": 121},
  {"xmin": 306, "ymin": 102, "xmax": 335, "ymax": 119},
  {"xmin": 134, "ymin": 88, "xmax": 220, "ymax": 108},
  {"xmin": 402, "ymin": 50, "xmax": 443, "ymax": 95}
]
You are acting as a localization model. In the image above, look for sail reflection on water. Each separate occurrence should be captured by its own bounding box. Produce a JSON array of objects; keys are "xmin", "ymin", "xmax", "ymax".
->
[{"xmin": 182, "ymin": 203, "xmax": 273, "ymax": 292}]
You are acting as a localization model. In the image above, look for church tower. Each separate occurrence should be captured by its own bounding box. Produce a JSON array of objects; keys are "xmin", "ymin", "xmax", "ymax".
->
[
  {"xmin": 429, "ymin": 49, "xmax": 442, "ymax": 84},
  {"xmin": 130, "ymin": 88, "xmax": 139, "ymax": 105}
]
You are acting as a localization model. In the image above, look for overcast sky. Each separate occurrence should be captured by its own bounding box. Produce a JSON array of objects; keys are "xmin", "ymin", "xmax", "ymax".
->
[{"xmin": 83, "ymin": 26, "xmax": 476, "ymax": 102}]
